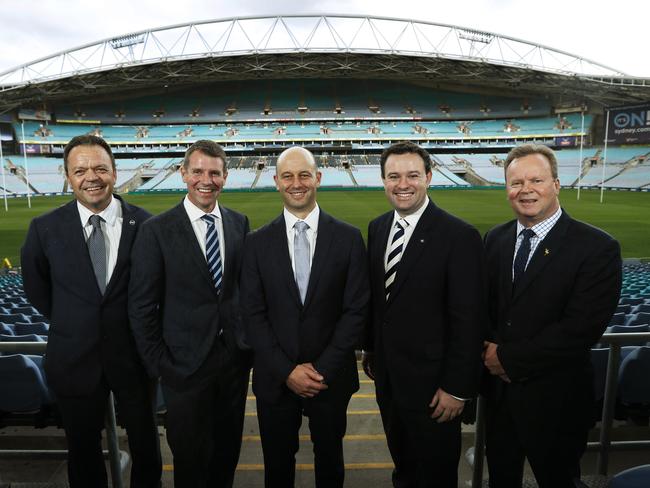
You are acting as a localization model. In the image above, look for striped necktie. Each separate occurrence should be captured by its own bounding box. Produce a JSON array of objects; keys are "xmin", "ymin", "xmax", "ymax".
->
[
  {"xmin": 384, "ymin": 220, "xmax": 407, "ymax": 300},
  {"xmin": 513, "ymin": 228, "xmax": 535, "ymax": 285},
  {"xmin": 88, "ymin": 214, "xmax": 107, "ymax": 295},
  {"xmin": 201, "ymin": 214, "xmax": 223, "ymax": 293}
]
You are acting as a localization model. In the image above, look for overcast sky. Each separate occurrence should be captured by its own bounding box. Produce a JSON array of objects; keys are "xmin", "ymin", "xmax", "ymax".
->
[{"xmin": 0, "ymin": 0, "xmax": 647, "ymax": 77}]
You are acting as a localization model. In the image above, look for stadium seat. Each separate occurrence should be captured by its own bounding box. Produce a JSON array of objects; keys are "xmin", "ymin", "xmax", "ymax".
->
[
  {"xmin": 618, "ymin": 346, "xmax": 650, "ymax": 405},
  {"xmin": 616, "ymin": 304, "xmax": 632, "ymax": 314},
  {"xmin": 0, "ymin": 313, "xmax": 30, "ymax": 324},
  {"xmin": 0, "ymin": 323, "xmax": 14, "ymax": 336},
  {"xmin": 609, "ymin": 312, "xmax": 627, "ymax": 326},
  {"xmin": 12, "ymin": 306, "xmax": 38, "ymax": 316},
  {"xmin": 0, "ymin": 334, "xmax": 46, "ymax": 343},
  {"xmin": 14, "ymin": 322, "xmax": 49, "ymax": 336},
  {"xmin": 0, "ymin": 354, "xmax": 51, "ymax": 412},
  {"xmin": 625, "ymin": 312, "xmax": 650, "ymax": 327},
  {"xmin": 609, "ymin": 464, "xmax": 650, "ymax": 488},
  {"xmin": 31, "ymin": 314, "xmax": 48, "ymax": 324},
  {"xmin": 632, "ymin": 304, "xmax": 650, "ymax": 314},
  {"xmin": 608, "ymin": 324, "xmax": 650, "ymax": 334},
  {"xmin": 621, "ymin": 297, "xmax": 645, "ymax": 306}
]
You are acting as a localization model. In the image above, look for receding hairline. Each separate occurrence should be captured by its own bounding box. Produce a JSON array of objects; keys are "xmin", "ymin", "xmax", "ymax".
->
[{"xmin": 276, "ymin": 147, "xmax": 318, "ymax": 174}]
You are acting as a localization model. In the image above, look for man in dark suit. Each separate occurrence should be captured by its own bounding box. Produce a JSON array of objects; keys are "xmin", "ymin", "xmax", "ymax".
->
[
  {"xmin": 129, "ymin": 140, "xmax": 251, "ymax": 488},
  {"xmin": 482, "ymin": 143, "xmax": 622, "ymax": 488},
  {"xmin": 21, "ymin": 135, "xmax": 161, "ymax": 488},
  {"xmin": 241, "ymin": 146, "xmax": 369, "ymax": 487},
  {"xmin": 362, "ymin": 141, "xmax": 484, "ymax": 488}
]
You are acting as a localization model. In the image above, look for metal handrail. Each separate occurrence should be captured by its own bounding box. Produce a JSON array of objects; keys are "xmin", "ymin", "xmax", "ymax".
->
[{"xmin": 471, "ymin": 332, "xmax": 650, "ymax": 488}]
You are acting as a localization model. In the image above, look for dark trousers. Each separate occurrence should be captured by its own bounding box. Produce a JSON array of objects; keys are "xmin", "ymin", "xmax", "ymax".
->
[
  {"xmin": 376, "ymin": 384, "xmax": 461, "ymax": 488},
  {"xmin": 485, "ymin": 379, "xmax": 591, "ymax": 488},
  {"xmin": 56, "ymin": 375, "xmax": 161, "ymax": 488},
  {"xmin": 161, "ymin": 337, "xmax": 250, "ymax": 488},
  {"xmin": 256, "ymin": 390, "xmax": 351, "ymax": 488}
]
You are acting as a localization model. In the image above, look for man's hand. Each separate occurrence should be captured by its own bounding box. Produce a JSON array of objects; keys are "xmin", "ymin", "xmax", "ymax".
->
[
  {"xmin": 286, "ymin": 363, "xmax": 328, "ymax": 398},
  {"xmin": 362, "ymin": 351, "xmax": 375, "ymax": 380},
  {"xmin": 429, "ymin": 388, "xmax": 464, "ymax": 423},
  {"xmin": 483, "ymin": 341, "xmax": 510, "ymax": 382}
]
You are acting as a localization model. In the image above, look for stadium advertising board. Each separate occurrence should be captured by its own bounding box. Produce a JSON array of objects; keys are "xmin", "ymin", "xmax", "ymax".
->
[{"xmin": 606, "ymin": 103, "xmax": 650, "ymax": 144}]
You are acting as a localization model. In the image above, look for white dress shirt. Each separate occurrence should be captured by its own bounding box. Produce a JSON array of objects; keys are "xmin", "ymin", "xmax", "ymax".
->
[
  {"xmin": 284, "ymin": 205, "xmax": 320, "ymax": 273},
  {"xmin": 512, "ymin": 206, "xmax": 562, "ymax": 279},
  {"xmin": 78, "ymin": 196, "xmax": 122, "ymax": 288},
  {"xmin": 183, "ymin": 196, "xmax": 226, "ymax": 272},
  {"xmin": 384, "ymin": 197, "xmax": 429, "ymax": 268}
]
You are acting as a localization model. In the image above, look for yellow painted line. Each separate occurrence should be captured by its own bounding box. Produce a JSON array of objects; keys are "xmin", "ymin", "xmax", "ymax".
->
[
  {"xmin": 247, "ymin": 393, "xmax": 375, "ymax": 400},
  {"xmin": 242, "ymin": 434, "xmax": 386, "ymax": 441},
  {"xmin": 164, "ymin": 462, "xmax": 394, "ymax": 472},
  {"xmin": 245, "ymin": 409, "xmax": 380, "ymax": 417}
]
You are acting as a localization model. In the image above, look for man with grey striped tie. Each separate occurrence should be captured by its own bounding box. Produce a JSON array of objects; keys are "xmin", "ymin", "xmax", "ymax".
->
[
  {"xmin": 363, "ymin": 141, "xmax": 485, "ymax": 488},
  {"xmin": 129, "ymin": 140, "xmax": 251, "ymax": 488}
]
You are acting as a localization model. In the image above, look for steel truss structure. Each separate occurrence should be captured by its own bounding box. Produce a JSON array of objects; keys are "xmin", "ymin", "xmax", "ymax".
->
[{"xmin": 0, "ymin": 15, "xmax": 649, "ymax": 112}]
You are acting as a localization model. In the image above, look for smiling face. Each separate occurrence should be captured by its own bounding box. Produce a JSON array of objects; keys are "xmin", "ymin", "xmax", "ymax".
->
[
  {"xmin": 506, "ymin": 152, "xmax": 560, "ymax": 227},
  {"xmin": 382, "ymin": 152, "xmax": 432, "ymax": 216},
  {"xmin": 181, "ymin": 149, "xmax": 227, "ymax": 213},
  {"xmin": 274, "ymin": 147, "xmax": 321, "ymax": 219},
  {"xmin": 66, "ymin": 144, "xmax": 117, "ymax": 213}
]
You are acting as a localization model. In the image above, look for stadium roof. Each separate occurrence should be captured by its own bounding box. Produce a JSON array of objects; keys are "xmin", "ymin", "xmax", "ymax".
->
[{"xmin": 0, "ymin": 14, "xmax": 649, "ymax": 113}]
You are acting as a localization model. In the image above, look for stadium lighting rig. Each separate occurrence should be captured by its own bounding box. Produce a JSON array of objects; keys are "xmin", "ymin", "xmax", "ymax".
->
[{"xmin": 109, "ymin": 33, "xmax": 145, "ymax": 49}]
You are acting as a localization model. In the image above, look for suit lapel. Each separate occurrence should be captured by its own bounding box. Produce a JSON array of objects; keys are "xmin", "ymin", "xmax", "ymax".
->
[
  {"xmin": 386, "ymin": 201, "xmax": 436, "ymax": 305},
  {"xmin": 512, "ymin": 211, "xmax": 570, "ymax": 302},
  {"xmin": 104, "ymin": 195, "xmax": 137, "ymax": 298},
  {"xmin": 498, "ymin": 221, "xmax": 517, "ymax": 309},
  {"xmin": 372, "ymin": 212, "xmax": 393, "ymax": 307},
  {"xmin": 272, "ymin": 215, "xmax": 302, "ymax": 306},
  {"xmin": 303, "ymin": 210, "xmax": 334, "ymax": 309},
  {"xmin": 171, "ymin": 202, "xmax": 216, "ymax": 293},
  {"xmin": 221, "ymin": 207, "xmax": 236, "ymax": 294}
]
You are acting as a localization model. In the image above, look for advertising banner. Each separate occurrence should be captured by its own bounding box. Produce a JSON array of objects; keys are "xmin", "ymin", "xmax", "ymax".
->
[{"xmin": 606, "ymin": 103, "xmax": 650, "ymax": 145}]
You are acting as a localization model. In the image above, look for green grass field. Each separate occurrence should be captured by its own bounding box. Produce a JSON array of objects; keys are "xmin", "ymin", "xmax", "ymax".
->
[{"xmin": 1, "ymin": 188, "xmax": 648, "ymax": 265}]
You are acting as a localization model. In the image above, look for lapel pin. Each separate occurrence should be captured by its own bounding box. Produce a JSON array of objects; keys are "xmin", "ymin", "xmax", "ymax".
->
[
  {"xmin": 544, "ymin": 248, "xmax": 550, "ymax": 256},
  {"xmin": 129, "ymin": 219, "xmax": 136, "ymax": 226},
  {"xmin": 420, "ymin": 239, "xmax": 425, "ymax": 243}
]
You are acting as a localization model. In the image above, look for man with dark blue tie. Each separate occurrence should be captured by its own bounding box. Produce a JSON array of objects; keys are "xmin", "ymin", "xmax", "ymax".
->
[
  {"xmin": 129, "ymin": 140, "xmax": 251, "ymax": 488},
  {"xmin": 482, "ymin": 144, "xmax": 622, "ymax": 488},
  {"xmin": 241, "ymin": 146, "xmax": 369, "ymax": 487}
]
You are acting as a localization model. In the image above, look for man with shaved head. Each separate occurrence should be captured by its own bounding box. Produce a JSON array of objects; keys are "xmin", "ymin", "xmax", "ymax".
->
[{"xmin": 241, "ymin": 146, "xmax": 369, "ymax": 487}]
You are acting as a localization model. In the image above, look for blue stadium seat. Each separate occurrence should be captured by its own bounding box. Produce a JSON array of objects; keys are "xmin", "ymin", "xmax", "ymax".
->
[
  {"xmin": 632, "ymin": 304, "xmax": 650, "ymax": 314},
  {"xmin": 625, "ymin": 312, "xmax": 650, "ymax": 327},
  {"xmin": 609, "ymin": 312, "xmax": 627, "ymax": 326},
  {"xmin": 31, "ymin": 314, "xmax": 48, "ymax": 324},
  {"xmin": 609, "ymin": 464, "xmax": 650, "ymax": 488},
  {"xmin": 12, "ymin": 306, "xmax": 38, "ymax": 316},
  {"xmin": 608, "ymin": 325, "xmax": 650, "ymax": 334},
  {"xmin": 616, "ymin": 304, "xmax": 632, "ymax": 314},
  {"xmin": 0, "ymin": 323, "xmax": 14, "ymax": 336},
  {"xmin": 621, "ymin": 297, "xmax": 645, "ymax": 306},
  {"xmin": 0, "ymin": 354, "xmax": 51, "ymax": 411},
  {"xmin": 0, "ymin": 334, "xmax": 46, "ymax": 343},
  {"xmin": 14, "ymin": 322, "xmax": 49, "ymax": 336},
  {"xmin": 618, "ymin": 346, "xmax": 650, "ymax": 405},
  {"xmin": 0, "ymin": 313, "xmax": 30, "ymax": 324}
]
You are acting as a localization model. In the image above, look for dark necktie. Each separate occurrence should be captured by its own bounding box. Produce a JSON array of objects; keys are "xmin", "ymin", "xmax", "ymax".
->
[
  {"xmin": 87, "ymin": 214, "xmax": 106, "ymax": 295},
  {"xmin": 201, "ymin": 214, "xmax": 223, "ymax": 293},
  {"xmin": 384, "ymin": 220, "xmax": 406, "ymax": 300},
  {"xmin": 513, "ymin": 228, "xmax": 535, "ymax": 284},
  {"xmin": 293, "ymin": 221, "xmax": 310, "ymax": 304}
]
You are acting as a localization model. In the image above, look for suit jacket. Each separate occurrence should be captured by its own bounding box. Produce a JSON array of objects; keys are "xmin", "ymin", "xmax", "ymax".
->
[
  {"xmin": 128, "ymin": 201, "xmax": 249, "ymax": 391},
  {"xmin": 241, "ymin": 209, "xmax": 369, "ymax": 404},
  {"xmin": 21, "ymin": 195, "xmax": 151, "ymax": 397},
  {"xmin": 484, "ymin": 210, "xmax": 622, "ymax": 387},
  {"xmin": 365, "ymin": 199, "xmax": 485, "ymax": 410}
]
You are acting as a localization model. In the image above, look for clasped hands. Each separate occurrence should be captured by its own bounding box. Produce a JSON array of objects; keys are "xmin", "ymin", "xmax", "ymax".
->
[
  {"xmin": 286, "ymin": 362, "xmax": 328, "ymax": 398},
  {"xmin": 482, "ymin": 341, "xmax": 511, "ymax": 383}
]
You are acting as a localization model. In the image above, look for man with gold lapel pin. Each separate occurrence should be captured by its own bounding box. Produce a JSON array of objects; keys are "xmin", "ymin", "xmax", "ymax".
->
[{"xmin": 482, "ymin": 143, "xmax": 622, "ymax": 488}]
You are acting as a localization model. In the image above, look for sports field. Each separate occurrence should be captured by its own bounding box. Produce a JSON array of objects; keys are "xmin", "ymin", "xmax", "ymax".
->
[{"xmin": 1, "ymin": 188, "xmax": 648, "ymax": 265}]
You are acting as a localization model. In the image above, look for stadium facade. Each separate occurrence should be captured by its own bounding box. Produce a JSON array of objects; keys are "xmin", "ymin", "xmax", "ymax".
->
[{"xmin": 0, "ymin": 14, "xmax": 649, "ymax": 196}]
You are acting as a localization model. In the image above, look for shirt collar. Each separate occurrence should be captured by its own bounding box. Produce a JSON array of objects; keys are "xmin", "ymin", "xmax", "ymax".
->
[
  {"xmin": 392, "ymin": 197, "xmax": 429, "ymax": 229},
  {"xmin": 183, "ymin": 195, "xmax": 222, "ymax": 222},
  {"xmin": 284, "ymin": 204, "xmax": 320, "ymax": 232},
  {"xmin": 77, "ymin": 195, "xmax": 121, "ymax": 227},
  {"xmin": 516, "ymin": 206, "xmax": 563, "ymax": 239}
]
